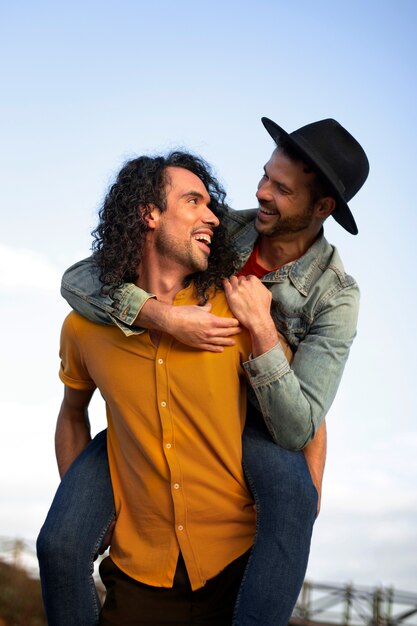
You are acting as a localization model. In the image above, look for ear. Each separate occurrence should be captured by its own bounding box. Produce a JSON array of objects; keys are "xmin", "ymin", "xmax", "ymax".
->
[
  {"xmin": 314, "ymin": 196, "xmax": 336, "ymax": 220},
  {"xmin": 141, "ymin": 204, "xmax": 161, "ymax": 230}
]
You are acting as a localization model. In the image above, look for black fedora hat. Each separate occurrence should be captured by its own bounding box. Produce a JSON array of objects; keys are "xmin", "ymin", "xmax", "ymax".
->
[{"xmin": 261, "ymin": 117, "xmax": 369, "ymax": 235}]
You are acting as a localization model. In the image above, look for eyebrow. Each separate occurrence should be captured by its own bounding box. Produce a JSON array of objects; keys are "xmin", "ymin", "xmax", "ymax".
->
[{"xmin": 179, "ymin": 190, "xmax": 208, "ymax": 201}]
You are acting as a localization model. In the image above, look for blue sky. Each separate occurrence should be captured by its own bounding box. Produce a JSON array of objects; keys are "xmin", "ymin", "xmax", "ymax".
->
[{"xmin": 1, "ymin": 0, "xmax": 416, "ymax": 592}]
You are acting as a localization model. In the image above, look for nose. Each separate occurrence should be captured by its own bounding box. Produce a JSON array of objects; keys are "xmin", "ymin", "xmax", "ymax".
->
[
  {"xmin": 204, "ymin": 206, "xmax": 220, "ymax": 228},
  {"xmin": 256, "ymin": 176, "xmax": 272, "ymax": 202}
]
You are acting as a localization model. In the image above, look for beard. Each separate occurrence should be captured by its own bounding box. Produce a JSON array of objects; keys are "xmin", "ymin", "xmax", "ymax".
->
[
  {"xmin": 155, "ymin": 224, "xmax": 209, "ymax": 273},
  {"xmin": 255, "ymin": 203, "xmax": 315, "ymax": 237}
]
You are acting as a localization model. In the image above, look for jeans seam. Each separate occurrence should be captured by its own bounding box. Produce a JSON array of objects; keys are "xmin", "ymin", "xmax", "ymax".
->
[
  {"xmin": 89, "ymin": 511, "xmax": 116, "ymax": 621},
  {"xmin": 232, "ymin": 460, "xmax": 259, "ymax": 626}
]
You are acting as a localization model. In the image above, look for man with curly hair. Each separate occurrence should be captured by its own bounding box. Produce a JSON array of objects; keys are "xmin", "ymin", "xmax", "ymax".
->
[
  {"xmin": 41, "ymin": 151, "xmax": 293, "ymax": 625},
  {"xmin": 38, "ymin": 116, "xmax": 369, "ymax": 626}
]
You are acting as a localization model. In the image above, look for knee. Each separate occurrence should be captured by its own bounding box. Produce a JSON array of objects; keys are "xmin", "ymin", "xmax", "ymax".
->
[
  {"xmin": 37, "ymin": 523, "xmax": 64, "ymax": 565},
  {"xmin": 283, "ymin": 456, "xmax": 317, "ymax": 500},
  {"xmin": 286, "ymin": 467, "xmax": 318, "ymax": 514},
  {"xmin": 37, "ymin": 516, "xmax": 78, "ymax": 565},
  {"xmin": 244, "ymin": 448, "xmax": 318, "ymax": 515}
]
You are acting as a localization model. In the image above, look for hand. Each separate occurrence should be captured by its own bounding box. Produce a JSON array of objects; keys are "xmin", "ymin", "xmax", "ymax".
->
[
  {"xmin": 223, "ymin": 275, "xmax": 277, "ymax": 357},
  {"xmin": 223, "ymin": 275, "xmax": 272, "ymax": 331},
  {"xmin": 166, "ymin": 303, "xmax": 242, "ymax": 352},
  {"xmin": 137, "ymin": 298, "xmax": 242, "ymax": 352}
]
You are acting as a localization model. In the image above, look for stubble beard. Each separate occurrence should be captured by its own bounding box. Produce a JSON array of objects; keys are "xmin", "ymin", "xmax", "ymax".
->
[
  {"xmin": 256, "ymin": 205, "xmax": 315, "ymax": 237},
  {"xmin": 155, "ymin": 227, "xmax": 208, "ymax": 274}
]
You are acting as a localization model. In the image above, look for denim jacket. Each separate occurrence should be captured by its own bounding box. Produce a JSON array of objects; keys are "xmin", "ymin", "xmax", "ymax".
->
[{"xmin": 61, "ymin": 209, "xmax": 359, "ymax": 450}]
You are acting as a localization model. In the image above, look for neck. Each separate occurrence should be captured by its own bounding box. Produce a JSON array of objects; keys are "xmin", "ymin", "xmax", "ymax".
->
[
  {"xmin": 136, "ymin": 247, "xmax": 188, "ymax": 305},
  {"xmin": 257, "ymin": 229, "xmax": 320, "ymax": 270}
]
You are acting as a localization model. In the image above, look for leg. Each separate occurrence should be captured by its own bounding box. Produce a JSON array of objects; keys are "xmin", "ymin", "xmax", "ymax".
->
[
  {"xmin": 37, "ymin": 429, "xmax": 115, "ymax": 626},
  {"xmin": 233, "ymin": 413, "xmax": 318, "ymax": 626}
]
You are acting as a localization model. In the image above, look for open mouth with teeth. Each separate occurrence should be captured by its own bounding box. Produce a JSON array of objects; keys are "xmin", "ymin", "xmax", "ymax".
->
[
  {"xmin": 192, "ymin": 232, "xmax": 212, "ymax": 253},
  {"xmin": 258, "ymin": 206, "xmax": 277, "ymax": 216}
]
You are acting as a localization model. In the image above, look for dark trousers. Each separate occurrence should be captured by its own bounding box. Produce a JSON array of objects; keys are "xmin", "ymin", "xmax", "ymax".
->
[{"xmin": 99, "ymin": 551, "xmax": 250, "ymax": 626}]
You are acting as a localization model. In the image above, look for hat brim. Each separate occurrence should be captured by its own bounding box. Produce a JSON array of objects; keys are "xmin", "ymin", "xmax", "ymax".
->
[{"xmin": 261, "ymin": 117, "xmax": 358, "ymax": 235}]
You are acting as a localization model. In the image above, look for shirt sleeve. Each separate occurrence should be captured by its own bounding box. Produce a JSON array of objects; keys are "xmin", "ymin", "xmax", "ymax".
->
[
  {"xmin": 59, "ymin": 314, "xmax": 97, "ymax": 391},
  {"xmin": 61, "ymin": 257, "xmax": 155, "ymax": 336},
  {"xmin": 243, "ymin": 284, "xmax": 359, "ymax": 450}
]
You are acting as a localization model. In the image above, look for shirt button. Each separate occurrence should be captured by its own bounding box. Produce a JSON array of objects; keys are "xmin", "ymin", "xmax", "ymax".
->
[
  {"xmin": 161, "ymin": 401, "xmax": 167, "ymax": 407},
  {"xmin": 166, "ymin": 443, "xmax": 172, "ymax": 449},
  {"xmin": 173, "ymin": 483, "xmax": 180, "ymax": 490},
  {"xmin": 158, "ymin": 358, "xmax": 164, "ymax": 364},
  {"xmin": 178, "ymin": 525, "xmax": 184, "ymax": 531}
]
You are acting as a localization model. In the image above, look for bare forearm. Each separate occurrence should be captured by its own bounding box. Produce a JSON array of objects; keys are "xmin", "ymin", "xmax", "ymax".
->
[
  {"xmin": 55, "ymin": 398, "xmax": 92, "ymax": 478},
  {"xmin": 248, "ymin": 317, "xmax": 280, "ymax": 358},
  {"xmin": 134, "ymin": 297, "xmax": 172, "ymax": 331},
  {"xmin": 135, "ymin": 298, "xmax": 241, "ymax": 352}
]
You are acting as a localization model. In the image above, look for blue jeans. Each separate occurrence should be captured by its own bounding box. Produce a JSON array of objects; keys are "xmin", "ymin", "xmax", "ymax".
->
[
  {"xmin": 37, "ymin": 431, "xmax": 115, "ymax": 625},
  {"xmin": 37, "ymin": 416, "xmax": 317, "ymax": 625},
  {"xmin": 233, "ymin": 414, "xmax": 317, "ymax": 624}
]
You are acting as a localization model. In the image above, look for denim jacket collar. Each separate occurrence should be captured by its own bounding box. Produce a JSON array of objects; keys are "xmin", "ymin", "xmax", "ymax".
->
[
  {"xmin": 230, "ymin": 214, "xmax": 328, "ymax": 297},
  {"xmin": 263, "ymin": 231, "xmax": 328, "ymax": 296}
]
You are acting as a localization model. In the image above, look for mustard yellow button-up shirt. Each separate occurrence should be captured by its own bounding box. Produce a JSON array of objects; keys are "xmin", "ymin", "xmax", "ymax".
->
[{"xmin": 59, "ymin": 284, "xmax": 256, "ymax": 590}]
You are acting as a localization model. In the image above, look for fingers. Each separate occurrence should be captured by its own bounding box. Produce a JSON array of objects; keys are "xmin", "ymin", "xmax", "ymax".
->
[
  {"xmin": 199, "ymin": 344, "xmax": 225, "ymax": 353},
  {"xmin": 193, "ymin": 332, "xmax": 241, "ymax": 351},
  {"xmin": 213, "ymin": 317, "xmax": 240, "ymax": 328},
  {"xmin": 207, "ymin": 312, "xmax": 240, "ymax": 329},
  {"xmin": 206, "ymin": 336, "xmax": 237, "ymax": 345},
  {"xmin": 199, "ymin": 334, "xmax": 239, "ymax": 349},
  {"xmin": 224, "ymin": 275, "xmax": 271, "ymax": 303},
  {"xmin": 196, "ymin": 303, "xmax": 239, "ymax": 327},
  {"xmin": 224, "ymin": 276, "xmax": 245, "ymax": 289},
  {"xmin": 223, "ymin": 275, "xmax": 260, "ymax": 292},
  {"xmin": 197, "ymin": 338, "xmax": 238, "ymax": 351},
  {"xmin": 209, "ymin": 323, "xmax": 241, "ymax": 335},
  {"xmin": 224, "ymin": 274, "xmax": 258, "ymax": 283}
]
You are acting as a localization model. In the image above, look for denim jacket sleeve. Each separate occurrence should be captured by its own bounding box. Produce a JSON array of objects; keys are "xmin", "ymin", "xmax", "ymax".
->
[
  {"xmin": 243, "ymin": 283, "xmax": 359, "ymax": 450},
  {"xmin": 61, "ymin": 257, "xmax": 155, "ymax": 336}
]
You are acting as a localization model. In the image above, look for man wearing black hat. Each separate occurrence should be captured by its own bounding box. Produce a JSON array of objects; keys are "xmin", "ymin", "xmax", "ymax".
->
[{"xmin": 46, "ymin": 117, "xmax": 369, "ymax": 625}]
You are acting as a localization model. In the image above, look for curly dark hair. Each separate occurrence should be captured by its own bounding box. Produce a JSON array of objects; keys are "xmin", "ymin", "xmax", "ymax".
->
[{"xmin": 91, "ymin": 151, "xmax": 240, "ymax": 304}]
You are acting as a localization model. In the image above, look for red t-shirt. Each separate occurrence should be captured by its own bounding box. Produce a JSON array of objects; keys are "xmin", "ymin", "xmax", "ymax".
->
[{"xmin": 237, "ymin": 241, "xmax": 301, "ymax": 278}]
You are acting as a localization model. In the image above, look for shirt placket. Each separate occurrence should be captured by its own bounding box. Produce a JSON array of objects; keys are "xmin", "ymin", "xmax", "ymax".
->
[{"xmin": 154, "ymin": 333, "xmax": 203, "ymax": 587}]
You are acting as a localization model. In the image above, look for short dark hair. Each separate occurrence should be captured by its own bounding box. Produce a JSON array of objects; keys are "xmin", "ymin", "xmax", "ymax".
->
[
  {"xmin": 91, "ymin": 150, "xmax": 239, "ymax": 303},
  {"xmin": 276, "ymin": 138, "xmax": 333, "ymax": 205}
]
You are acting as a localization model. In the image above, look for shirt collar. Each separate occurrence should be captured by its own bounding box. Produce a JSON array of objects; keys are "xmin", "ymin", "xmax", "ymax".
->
[{"xmin": 234, "ymin": 221, "xmax": 328, "ymax": 296}]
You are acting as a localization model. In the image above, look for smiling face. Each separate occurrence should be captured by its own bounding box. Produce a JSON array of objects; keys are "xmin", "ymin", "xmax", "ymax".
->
[
  {"xmin": 151, "ymin": 166, "xmax": 220, "ymax": 274},
  {"xmin": 255, "ymin": 148, "xmax": 320, "ymax": 238}
]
